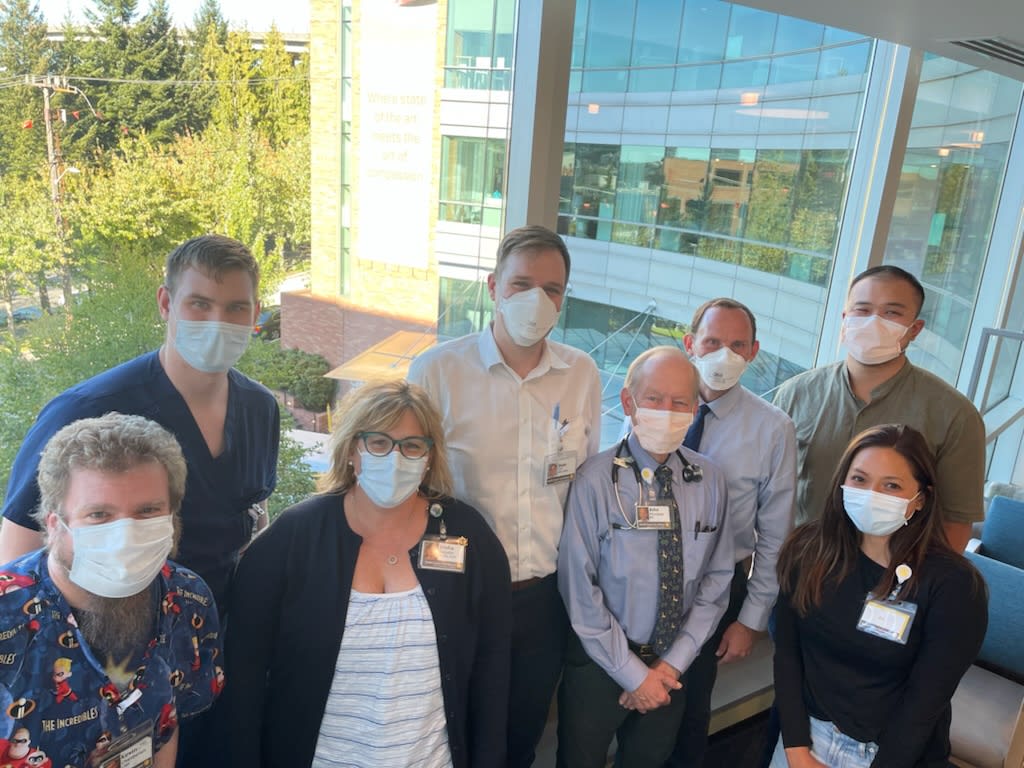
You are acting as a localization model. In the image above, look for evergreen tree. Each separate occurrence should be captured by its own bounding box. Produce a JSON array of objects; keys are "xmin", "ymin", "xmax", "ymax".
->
[
  {"xmin": 180, "ymin": 0, "xmax": 226, "ymax": 133},
  {"xmin": 0, "ymin": 0, "xmax": 50, "ymax": 178},
  {"xmin": 65, "ymin": 0, "xmax": 187, "ymax": 153}
]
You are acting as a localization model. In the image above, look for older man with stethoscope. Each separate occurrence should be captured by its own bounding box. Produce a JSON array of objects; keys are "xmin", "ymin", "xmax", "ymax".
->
[{"xmin": 556, "ymin": 345, "xmax": 734, "ymax": 768}]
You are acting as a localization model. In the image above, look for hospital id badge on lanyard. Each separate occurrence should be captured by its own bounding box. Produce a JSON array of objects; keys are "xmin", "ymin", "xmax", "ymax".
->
[
  {"xmin": 101, "ymin": 719, "xmax": 155, "ymax": 768},
  {"xmin": 545, "ymin": 402, "xmax": 576, "ymax": 485},
  {"xmin": 856, "ymin": 563, "xmax": 917, "ymax": 644}
]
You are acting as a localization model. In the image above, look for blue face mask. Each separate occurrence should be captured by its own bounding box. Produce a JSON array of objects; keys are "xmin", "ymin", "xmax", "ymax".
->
[
  {"xmin": 174, "ymin": 319, "xmax": 251, "ymax": 373},
  {"xmin": 842, "ymin": 486, "xmax": 920, "ymax": 536},
  {"xmin": 356, "ymin": 449, "xmax": 427, "ymax": 508}
]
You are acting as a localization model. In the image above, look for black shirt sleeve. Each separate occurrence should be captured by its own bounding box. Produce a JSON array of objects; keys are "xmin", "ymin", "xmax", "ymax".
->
[{"xmin": 774, "ymin": 584, "xmax": 813, "ymax": 749}]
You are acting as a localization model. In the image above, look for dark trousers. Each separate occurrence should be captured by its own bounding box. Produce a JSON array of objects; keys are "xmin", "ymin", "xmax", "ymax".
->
[
  {"xmin": 667, "ymin": 561, "xmax": 750, "ymax": 768},
  {"xmin": 557, "ymin": 632, "xmax": 687, "ymax": 768},
  {"xmin": 508, "ymin": 573, "xmax": 569, "ymax": 768}
]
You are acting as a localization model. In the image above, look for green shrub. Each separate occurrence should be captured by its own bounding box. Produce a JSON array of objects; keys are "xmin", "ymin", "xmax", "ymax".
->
[{"xmin": 238, "ymin": 339, "xmax": 335, "ymax": 412}]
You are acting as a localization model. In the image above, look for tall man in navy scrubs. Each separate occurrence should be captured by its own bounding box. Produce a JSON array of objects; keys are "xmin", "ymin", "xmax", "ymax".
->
[
  {"xmin": 0, "ymin": 234, "xmax": 280, "ymax": 611},
  {"xmin": 409, "ymin": 225, "xmax": 602, "ymax": 767}
]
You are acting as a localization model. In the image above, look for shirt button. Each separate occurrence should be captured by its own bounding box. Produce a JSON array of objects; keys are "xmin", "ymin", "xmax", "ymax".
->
[
  {"xmin": 426, "ymin": 587, "xmax": 436, "ymax": 596},
  {"xmin": 445, "ymin": 673, "xmax": 452, "ymax": 681}
]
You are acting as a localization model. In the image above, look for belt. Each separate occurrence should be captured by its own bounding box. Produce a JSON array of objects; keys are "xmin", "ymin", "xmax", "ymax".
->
[
  {"xmin": 627, "ymin": 640, "xmax": 657, "ymax": 663},
  {"xmin": 510, "ymin": 576, "xmax": 544, "ymax": 592}
]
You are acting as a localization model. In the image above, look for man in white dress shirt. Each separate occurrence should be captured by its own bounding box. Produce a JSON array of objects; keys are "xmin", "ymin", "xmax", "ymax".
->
[
  {"xmin": 408, "ymin": 225, "xmax": 602, "ymax": 767},
  {"xmin": 668, "ymin": 298, "xmax": 797, "ymax": 768}
]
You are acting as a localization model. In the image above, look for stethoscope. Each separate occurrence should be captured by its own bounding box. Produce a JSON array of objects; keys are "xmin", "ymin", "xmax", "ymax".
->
[{"xmin": 611, "ymin": 437, "xmax": 702, "ymax": 529}]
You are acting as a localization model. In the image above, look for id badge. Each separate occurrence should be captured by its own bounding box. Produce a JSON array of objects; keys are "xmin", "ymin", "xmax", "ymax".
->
[
  {"xmin": 102, "ymin": 719, "xmax": 154, "ymax": 768},
  {"xmin": 544, "ymin": 450, "xmax": 577, "ymax": 485},
  {"xmin": 419, "ymin": 535, "xmax": 468, "ymax": 573},
  {"xmin": 635, "ymin": 503, "xmax": 674, "ymax": 530},
  {"xmin": 856, "ymin": 596, "xmax": 918, "ymax": 644}
]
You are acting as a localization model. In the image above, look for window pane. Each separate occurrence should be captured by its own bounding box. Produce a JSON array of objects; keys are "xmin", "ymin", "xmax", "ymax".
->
[
  {"xmin": 885, "ymin": 61, "xmax": 1024, "ymax": 380},
  {"xmin": 632, "ymin": 0, "xmax": 682, "ymax": 66},
  {"xmin": 678, "ymin": 0, "xmax": 730, "ymax": 64},
  {"xmin": 615, "ymin": 146, "xmax": 665, "ymax": 225},
  {"xmin": 770, "ymin": 51, "xmax": 820, "ymax": 85},
  {"xmin": 584, "ymin": 0, "xmax": 636, "ymax": 68},
  {"xmin": 773, "ymin": 16, "xmax": 823, "ymax": 52},
  {"xmin": 631, "ymin": 68, "xmax": 675, "ymax": 92},
  {"xmin": 726, "ymin": 5, "xmax": 777, "ymax": 59},
  {"xmin": 721, "ymin": 59, "xmax": 769, "ymax": 89},
  {"xmin": 582, "ymin": 69, "xmax": 629, "ymax": 92}
]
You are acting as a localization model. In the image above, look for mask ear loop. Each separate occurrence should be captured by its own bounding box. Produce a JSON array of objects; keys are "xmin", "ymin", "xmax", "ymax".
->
[{"xmin": 904, "ymin": 489, "xmax": 924, "ymax": 522}]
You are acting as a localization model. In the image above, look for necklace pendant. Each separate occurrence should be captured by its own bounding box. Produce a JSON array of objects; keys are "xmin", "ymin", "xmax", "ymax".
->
[{"xmin": 387, "ymin": 555, "xmax": 399, "ymax": 566}]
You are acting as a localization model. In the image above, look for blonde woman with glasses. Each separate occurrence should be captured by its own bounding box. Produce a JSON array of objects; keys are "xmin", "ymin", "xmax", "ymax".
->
[{"xmin": 222, "ymin": 380, "xmax": 512, "ymax": 768}]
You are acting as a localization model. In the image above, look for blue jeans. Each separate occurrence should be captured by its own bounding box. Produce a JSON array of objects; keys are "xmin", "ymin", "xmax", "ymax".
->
[{"xmin": 770, "ymin": 716, "xmax": 878, "ymax": 768}]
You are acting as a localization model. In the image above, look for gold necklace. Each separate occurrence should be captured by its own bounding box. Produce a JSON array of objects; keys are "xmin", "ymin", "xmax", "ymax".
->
[{"xmin": 349, "ymin": 492, "xmax": 423, "ymax": 565}]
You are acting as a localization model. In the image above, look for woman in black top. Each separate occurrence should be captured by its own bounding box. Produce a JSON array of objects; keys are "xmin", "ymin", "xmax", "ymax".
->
[{"xmin": 772, "ymin": 424, "xmax": 987, "ymax": 768}]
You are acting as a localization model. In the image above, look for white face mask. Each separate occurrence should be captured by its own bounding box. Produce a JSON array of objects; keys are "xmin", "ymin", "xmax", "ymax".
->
[
  {"xmin": 174, "ymin": 318, "xmax": 252, "ymax": 373},
  {"xmin": 693, "ymin": 347, "xmax": 748, "ymax": 392},
  {"xmin": 842, "ymin": 486, "xmax": 920, "ymax": 536},
  {"xmin": 59, "ymin": 516, "xmax": 174, "ymax": 598},
  {"xmin": 498, "ymin": 287, "xmax": 560, "ymax": 347},
  {"xmin": 842, "ymin": 315, "xmax": 910, "ymax": 365},
  {"xmin": 631, "ymin": 405, "xmax": 693, "ymax": 455},
  {"xmin": 356, "ymin": 449, "xmax": 427, "ymax": 508}
]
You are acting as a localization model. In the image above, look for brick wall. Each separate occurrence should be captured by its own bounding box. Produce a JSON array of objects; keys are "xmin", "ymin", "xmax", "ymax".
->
[{"xmin": 281, "ymin": 290, "xmax": 433, "ymax": 370}]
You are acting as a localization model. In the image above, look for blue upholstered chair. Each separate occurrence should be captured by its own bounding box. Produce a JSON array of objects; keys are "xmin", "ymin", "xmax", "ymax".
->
[
  {"xmin": 950, "ymin": 552, "xmax": 1024, "ymax": 768},
  {"xmin": 973, "ymin": 496, "xmax": 1024, "ymax": 570}
]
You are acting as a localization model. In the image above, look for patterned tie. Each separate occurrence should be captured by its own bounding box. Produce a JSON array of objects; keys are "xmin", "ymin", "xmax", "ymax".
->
[
  {"xmin": 684, "ymin": 403, "xmax": 712, "ymax": 451},
  {"xmin": 649, "ymin": 464, "xmax": 684, "ymax": 656}
]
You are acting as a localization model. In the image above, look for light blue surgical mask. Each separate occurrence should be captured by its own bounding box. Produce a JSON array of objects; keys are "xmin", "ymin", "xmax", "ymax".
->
[
  {"xmin": 356, "ymin": 449, "xmax": 427, "ymax": 508},
  {"xmin": 174, "ymin": 318, "xmax": 251, "ymax": 373}
]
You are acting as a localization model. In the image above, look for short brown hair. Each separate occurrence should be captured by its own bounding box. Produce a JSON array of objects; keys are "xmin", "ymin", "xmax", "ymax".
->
[
  {"xmin": 495, "ymin": 225, "xmax": 571, "ymax": 281},
  {"xmin": 319, "ymin": 380, "xmax": 453, "ymax": 498},
  {"xmin": 690, "ymin": 298, "xmax": 757, "ymax": 342},
  {"xmin": 164, "ymin": 234, "xmax": 260, "ymax": 300}
]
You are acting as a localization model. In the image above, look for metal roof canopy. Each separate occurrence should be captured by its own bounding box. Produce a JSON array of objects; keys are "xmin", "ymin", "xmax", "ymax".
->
[{"xmin": 325, "ymin": 330, "xmax": 436, "ymax": 382}]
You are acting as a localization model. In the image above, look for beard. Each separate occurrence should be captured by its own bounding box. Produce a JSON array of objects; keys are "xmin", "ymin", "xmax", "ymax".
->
[
  {"xmin": 50, "ymin": 538, "xmax": 155, "ymax": 662},
  {"xmin": 75, "ymin": 591, "xmax": 155, "ymax": 662}
]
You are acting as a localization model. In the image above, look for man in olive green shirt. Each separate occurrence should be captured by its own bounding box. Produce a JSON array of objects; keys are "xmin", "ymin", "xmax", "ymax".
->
[{"xmin": 773, "ymin": 265, "xmax": 984, "ymax": 551}]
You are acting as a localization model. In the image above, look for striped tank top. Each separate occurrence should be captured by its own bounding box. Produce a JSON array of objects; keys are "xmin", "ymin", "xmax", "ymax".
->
[{"xmin": 312, "ymin": 584, "xmax": 453, "ymax": 767}]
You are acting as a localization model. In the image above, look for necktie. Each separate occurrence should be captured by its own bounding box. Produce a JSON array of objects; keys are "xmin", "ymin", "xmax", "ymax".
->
[
  {"xmin": 684, "ymin": 403, "xmax": 711, "ymax": 451},
  {"xmin": 649, "ymin": 464, "xmax": 684, "ymax": 656}
]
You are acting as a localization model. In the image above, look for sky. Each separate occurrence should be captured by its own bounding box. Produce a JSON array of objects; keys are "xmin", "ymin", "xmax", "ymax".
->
[{"xmin": 37, "ymin": 0, "xmax": 311, "ymax": 34}]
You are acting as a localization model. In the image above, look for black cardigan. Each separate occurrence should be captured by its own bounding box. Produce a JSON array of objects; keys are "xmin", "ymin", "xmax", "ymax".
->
[{"xmin": 222, "ymin": 491, "xmax": 512, "ymax": 767}]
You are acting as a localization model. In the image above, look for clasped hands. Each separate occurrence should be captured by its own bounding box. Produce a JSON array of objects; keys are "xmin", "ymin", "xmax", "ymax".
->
[{"xmin": 618, "ymin": 660, "xmax": 681, "ymax": 713}]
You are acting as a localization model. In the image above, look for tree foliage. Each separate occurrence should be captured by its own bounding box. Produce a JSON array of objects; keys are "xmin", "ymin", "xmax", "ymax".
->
[{"xmin": 0, "ymin": 0, "xmax": 313, "ymax": 511}]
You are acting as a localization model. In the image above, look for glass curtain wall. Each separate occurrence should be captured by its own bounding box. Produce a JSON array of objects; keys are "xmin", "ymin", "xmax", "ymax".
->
[
  {"xmin": 561, "ymin": 0, "xmax": 871, "ymax": 291},
  {"xmin": 445, "ymin": 0, "xmax": 515, "ymax": 89},
  {"xmin": 884, "ymin": 57, "xmax": 1023, "ymax": 381}
]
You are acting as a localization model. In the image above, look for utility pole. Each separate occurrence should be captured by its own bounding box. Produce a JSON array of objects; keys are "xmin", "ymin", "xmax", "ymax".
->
[{"xmin": 25, "ymin": 74, "xmax": 95, "ymax": 311}]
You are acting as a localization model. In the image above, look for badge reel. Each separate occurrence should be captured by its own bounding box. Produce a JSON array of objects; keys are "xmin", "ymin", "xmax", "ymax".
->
[
  {"xmin": 100, "ymin": 719, "xmax": 155, "ymax": 768},
  {"xmin": 419, "ymin": 504, "xmax": 468, "ymax": 573},
  {"xmin": 544, "ymin": 416, "xmax": 576, "ymax": 486},
  {"xmin": 857, "ymin": 563, "xmax": 917, "ymax": 645},
  {"xmin": 635, "ymin": 467, "xmax": 673, "ymax": 531}
]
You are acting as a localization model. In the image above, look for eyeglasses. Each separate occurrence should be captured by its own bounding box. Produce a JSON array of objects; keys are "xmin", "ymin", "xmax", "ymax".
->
[{"xmin": 358, "ymin": 432, "xmax": 433, "ymax": 460}]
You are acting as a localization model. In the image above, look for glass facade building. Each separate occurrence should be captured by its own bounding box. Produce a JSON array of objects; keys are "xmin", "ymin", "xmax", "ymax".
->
[
  {"xmin": 435, "ymin": 0, "xmax": 1022, "ymax": 415},
  {"xmin": 314, "ymin": 0, "xmax": 1024, "ymax": 474}
]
